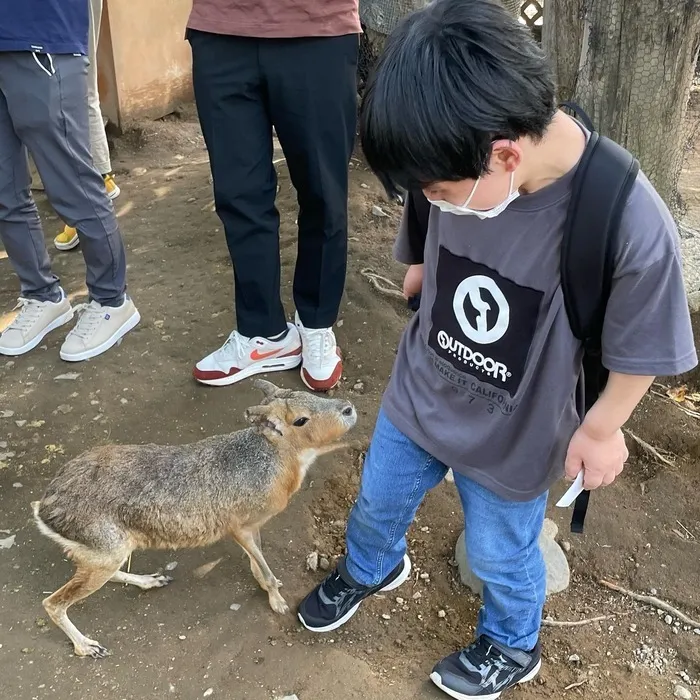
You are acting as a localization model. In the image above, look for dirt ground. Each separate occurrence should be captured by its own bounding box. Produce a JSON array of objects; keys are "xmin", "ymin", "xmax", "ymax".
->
[{"xmin": 1, "ymin": 102, "xmax": 699, "ymax": 700}]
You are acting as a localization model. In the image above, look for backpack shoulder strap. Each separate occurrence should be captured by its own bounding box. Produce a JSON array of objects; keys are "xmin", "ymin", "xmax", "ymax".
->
[
  {"xmin": 561, "ymin": 127, "xmax": 639, "ymax": 534},
  {"xmin": 561, "ymin": 132, "xmax": 640, "ymax": 345}
]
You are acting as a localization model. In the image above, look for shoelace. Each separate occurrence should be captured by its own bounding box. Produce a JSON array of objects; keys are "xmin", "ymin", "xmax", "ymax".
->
[
  {"xmin": 6, "ymin": 298, "xmax": 46, "ymax": 332},
  {"xmin": 214, "ymin": 330, "xmax": 247, "ymax": 362},
  {"xmin": 463, "ymin": 638, "xmax": 517, "ymax": 674},
  {"xmin": 302, "ymin": 326, "xmax": 335, "ymax": 363},
  {"xmin": 69, "ymin": 301, "xmax": 106, "ymax": 341},
  {"xmin": 322, "ymin": 571, "xmax": 359, "ymax": 602}
]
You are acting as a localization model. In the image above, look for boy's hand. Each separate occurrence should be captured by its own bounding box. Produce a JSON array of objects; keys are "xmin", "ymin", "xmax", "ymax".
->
[
  {"xmin": 403, "ymin": 264, "xmax": 424, "ymax": 299},
  {"xmin": 564, "ymin": 424, "xmax": 628, "ymax": 490}
]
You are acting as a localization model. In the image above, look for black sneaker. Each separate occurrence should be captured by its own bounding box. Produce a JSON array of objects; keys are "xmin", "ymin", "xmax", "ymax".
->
[
  {"xmin": 298, "ymin": 554, "xmax": 411, "ymax": 632},
  {"xmin": 430, "ymin": 635, "xmax": 541, "ymax": 700}
]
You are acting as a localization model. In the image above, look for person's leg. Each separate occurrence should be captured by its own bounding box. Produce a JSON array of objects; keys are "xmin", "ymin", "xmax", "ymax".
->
[
  {"xmin": 86, "ymin": 0, "xmax": 111, "ymax": 177},
  {"xmin": 2, "ymin": 52, "xmax": 138, "ymax": 361},
  {"xmin": 0, "ymin": 74, "xmax": 60, "ymax": 302},
  {"xmin": 189, "ymin": 29, "xmax": 286, "ymax": 340},
  {"xmin": 430, "ymin": 473, "xmax": 546, "ymax": 699},
  {"xmin": 455, "ymin": 473, "xmax": 547, "ymax": 651},
  {"xmin": 263, "ymin": 35, "xmax": 358, "ymax": 390},
  {"xmin": 298, "ymin": 408, "xmax": 448, "ymax": 631},
  {"xmin": 55, "ymin": 0, "xmax": 117, "ymax": 253},
  {"xmin": 0, "ymin": 67, "xmax": 74, "ymax": 356},
  {"xmin": 189, "ymin": 30, "xmax": 304, "ymax": 387},
  {"xmin": 2, "ymin": 52, "xmax": 127, "ymax": 307}
]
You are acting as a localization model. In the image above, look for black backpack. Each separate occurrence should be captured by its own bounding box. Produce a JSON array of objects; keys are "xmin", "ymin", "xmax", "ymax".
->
[{"xmin": 402, "ymin": 103, "xmax": 640, "ymax": 533}]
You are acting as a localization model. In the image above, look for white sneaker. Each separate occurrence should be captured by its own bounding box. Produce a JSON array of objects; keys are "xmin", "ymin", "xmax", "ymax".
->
[
  {"xmin": 193, "ymin": 323, "xmax": 302, "ymax": 387},
  {"xmin": 0, "ymin": 292, "xmax": 74, "ymax": 356},
  {"xmin": 59, "ymin": 297, "xmax": 140, "ymax": 362},
  {"xmin": 295, "ymin": 312, "xmax": 343, "ymax": 392}
]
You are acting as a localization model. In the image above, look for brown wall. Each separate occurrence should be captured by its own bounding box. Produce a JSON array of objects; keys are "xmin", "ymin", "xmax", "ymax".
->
[{"xmin": 97, "ymin": 0, "xmax": 194, "ymax": 128}]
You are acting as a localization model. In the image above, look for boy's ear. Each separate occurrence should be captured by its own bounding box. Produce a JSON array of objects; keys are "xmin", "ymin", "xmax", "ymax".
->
[{"xmin": 491, "ymin": 140, "xmax": 522, "ymax": 171}]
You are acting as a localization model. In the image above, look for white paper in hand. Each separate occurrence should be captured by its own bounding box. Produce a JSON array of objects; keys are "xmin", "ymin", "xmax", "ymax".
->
[{"xmin": 555, "ymin": 471, "xmax": 585, "ymax": 508}]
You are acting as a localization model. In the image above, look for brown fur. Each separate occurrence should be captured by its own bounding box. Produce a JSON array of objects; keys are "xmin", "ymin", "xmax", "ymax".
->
[{"xmin": 32, "ymin": 379, "xmax": 357, "ymax": 658}]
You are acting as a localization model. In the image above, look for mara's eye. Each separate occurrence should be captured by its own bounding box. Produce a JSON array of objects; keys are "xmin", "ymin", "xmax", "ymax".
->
[
  {"xmin": 293, "ymin": 417, "xmax": 310, "ymax": 427},
  {"xmin": 342, "ymin": 406, "xmax": 354, "ymax": 416}
]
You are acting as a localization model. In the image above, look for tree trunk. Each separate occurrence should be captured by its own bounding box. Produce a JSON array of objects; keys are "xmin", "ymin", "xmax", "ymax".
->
[{"xmin": 544, "ymin": 0, "xmax": 700, "ymax": 210}]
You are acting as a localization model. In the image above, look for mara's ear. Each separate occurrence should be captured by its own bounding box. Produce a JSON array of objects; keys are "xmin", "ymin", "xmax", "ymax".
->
[
  {"xmin": 252, "ymin": 379, "xmax": 292, "ymax": 400},
  {"xmin": 244, "ymin": 404, "xmax": 286, "ymax": 435}
]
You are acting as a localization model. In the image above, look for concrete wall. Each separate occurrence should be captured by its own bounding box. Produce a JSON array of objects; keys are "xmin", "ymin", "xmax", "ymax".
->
[{"xmin": 97, "ymin": 0, "xmax": 194, "ymax": 128}]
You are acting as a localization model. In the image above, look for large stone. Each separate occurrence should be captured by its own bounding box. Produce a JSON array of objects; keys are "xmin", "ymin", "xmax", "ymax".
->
[{"xmin": 455, "ymin": 518, "xmax": 570, "ymax": 598}]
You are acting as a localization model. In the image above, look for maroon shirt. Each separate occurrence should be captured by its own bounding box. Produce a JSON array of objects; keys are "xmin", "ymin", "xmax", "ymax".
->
[{"xmin": 187, "ymin": 0, "xmax": 361, "ymax": 38}]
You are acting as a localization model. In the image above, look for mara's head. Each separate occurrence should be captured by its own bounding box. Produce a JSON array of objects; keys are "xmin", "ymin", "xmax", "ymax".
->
[{"xmin": 244, "ymin": 379, "xmax": 357, "ymax": 447}]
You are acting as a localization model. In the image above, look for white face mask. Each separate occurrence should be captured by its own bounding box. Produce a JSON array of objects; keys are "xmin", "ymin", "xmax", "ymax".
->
[{"xmin": 429, "ymin": 172, "xmax": 520, "ymax": 219}]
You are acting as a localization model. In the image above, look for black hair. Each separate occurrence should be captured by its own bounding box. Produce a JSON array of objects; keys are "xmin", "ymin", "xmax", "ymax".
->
[{"xmin": 359, "ymin": 0, "xmax": 557, "ymax": 190}]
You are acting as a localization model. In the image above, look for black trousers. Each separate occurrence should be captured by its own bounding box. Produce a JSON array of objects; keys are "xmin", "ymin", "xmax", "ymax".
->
[{"xmin": 188, "ymin": 29, "xmax": 359, "ymax": 338}]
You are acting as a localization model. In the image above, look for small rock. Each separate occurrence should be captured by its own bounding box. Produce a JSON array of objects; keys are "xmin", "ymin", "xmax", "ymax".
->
[
  {"xmin": 229, "ymin": 603, "xmax": 241, "ymax": 612},
  {"xmin": 352, "ymin": 381, "xmax": 364, "ymax": 392},
  {"xmin": 381, "ymin": 614, "xmax": 391, "ymax": 620},
  {"xmin": 395, "ymin": 597, "xmax": 405, "ymax": 605},
  {"xmin": 203, "ymin": 689, "xmax": 213, "ymax": 697},
  {"xmin": 15, "ymin": 420, "xmax": 26, "ymax": 427},
  {"xmin": 568, "ymin": 654, "xmax": 581, "ymax": 664},
  {"xmin": 561, "ymin": 541, "xmax": 572, "ymax": 553},
  {"xmin": 0, "ymin": 410, "xmax": 14, "ymax": 418},
  {"xmin": 319, "ymin": 557, "xmax": 330, "ymax": 571},
  {"xmin": 165, "ymin": 562, "xmax": 178, "ymax": 571},
  {"xmin": 55, "ymin": 404, "xmax": 73, "ymax": 414},
  {"xmin": 412, "ymin": 592, "xmax": 422, "ymax": 600},
  {"xmin": 629, "ymin": 624, "xmax": 637, "ymax": 632},
  {"xmin": 371, "ymin": 205, "xmax": 388, "ymax": 217},
  {"xmin": 419, "ymin": 572, "xmax": 430, "ymax": 581},
  {"xmin": 187, "ymin": 197, "xmax": 197, "ymax": 203},
  {"xmin": 120, "ymin": 398, "xmax": 128, "ymax": 405},
  {"xmin": 694, "ymin": 629, "xmax": 700, "ymax": 635},
  {"xmin": 665, "ymin": 615, "xmax": 674, "ymax": 625},
  {"xmin": 12, "ymin": 483, "xmax": 22, "ymax": 489},
  {"xmin": 437, "ymin": 610, "xmax": 446, "ymax": 619},
  {"xmin": 54, "ymin": 372, "xmax": 81, "ymax": 381},
  {"xmin": 178, "ymin": 635, "xmax": 186, "ymax": 640},
  {"xmin": 444, "ymin": 469, "xmax": 455, "ymax": 483},
  {"xmin": 277, "ymin": 696, "xmax": 300, "ymax": 700},
  {"xmin": 361, "ymin": 183, "xmax": 370, "ymax": 189},
  {"xmin": 306, "ymin": 551, "xmax": 319, "ymax": 572},
  {"xmin": 0, "ymin": 535, "xmax": 16, "ymax": 549},
  {"xmin": 132, "ymin": 167, "xmax": 148, "ymax": 176},
  {"xmin": 650, "ymin": 588, "xmax": 658, "ymax": 595},
  {"xmin": 337, "ymin": 319, "xmax": 344, "ymax": 327},
  {"xmin": 674, "ymin": 685, "xmax": 692, "ymax": 699}
]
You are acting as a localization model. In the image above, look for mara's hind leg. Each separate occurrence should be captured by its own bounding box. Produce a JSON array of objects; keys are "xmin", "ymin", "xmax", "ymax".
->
[
  {"xmin": 42, "ymin": 555, "xmax": 124, "ymax": 658},
  {"xmin": 111, "ymin": 570, "xmax": 173, "ymax": 590},
  {"xmin": 231, "ymin": 527, "xmax": 289, "ymax": 615}
]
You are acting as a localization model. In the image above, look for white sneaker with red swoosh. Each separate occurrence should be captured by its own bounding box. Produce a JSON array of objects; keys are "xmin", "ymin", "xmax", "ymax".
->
[{"xmin": 193, "ymin": 322, "xmax": 302, "ymax": 387}]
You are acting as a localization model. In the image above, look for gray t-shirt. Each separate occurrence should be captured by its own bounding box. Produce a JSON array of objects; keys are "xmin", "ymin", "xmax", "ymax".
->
[{"xmin": 382, "ymin": 166, "xmax": 698, "ymax": 501}]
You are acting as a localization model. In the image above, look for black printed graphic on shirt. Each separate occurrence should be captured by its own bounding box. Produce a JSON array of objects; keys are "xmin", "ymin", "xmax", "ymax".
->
[{"xmin": 428, "ymin": 247, "xmax": 543, "ymax": 397}]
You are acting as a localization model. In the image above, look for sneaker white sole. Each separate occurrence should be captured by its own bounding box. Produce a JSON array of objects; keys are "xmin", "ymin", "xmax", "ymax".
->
[
  {"xmin": 54, "ymin": 236, "xmax": 80, "ymax": 251},
  {"xmin": 107, "ymin": 185, "xmax": 121, "ymax": 200},
  {"xmin": 195, "ymin": 353, "xmax": 302, "ymax": 387},
  {"xmin": 0, "ymin": 307, "xmax": 74, "ymax": 357},
  {"xmin": 59, "ymin": 308, "xmax": 140, "ymax": 362},
  {"xmin": 298, "ymin": 554, "xmax": 412, "ymax": 634},
  {"xmin": 429, "ymin": 659, "xmax": 542, "ymax": 700}
]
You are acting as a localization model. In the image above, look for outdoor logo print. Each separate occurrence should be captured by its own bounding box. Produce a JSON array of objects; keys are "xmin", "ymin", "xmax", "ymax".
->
[{"xmin": 429, "ymin": 247, "xmax": 543, "ymax": 396}]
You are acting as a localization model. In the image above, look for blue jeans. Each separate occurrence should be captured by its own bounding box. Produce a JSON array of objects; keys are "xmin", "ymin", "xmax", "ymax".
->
[{"xmin": 345, "ymin": 409, "xmax": 548, "ymax": 652}]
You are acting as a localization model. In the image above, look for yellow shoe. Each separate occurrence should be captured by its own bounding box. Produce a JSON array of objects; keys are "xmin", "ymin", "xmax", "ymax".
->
[
  {"xmin": 104, "ymin": 173, "xmax": 120, "ymax": 200},
  {"xmin": 54, "ymin": 225, "xmax": 80, "ymax": 251}
]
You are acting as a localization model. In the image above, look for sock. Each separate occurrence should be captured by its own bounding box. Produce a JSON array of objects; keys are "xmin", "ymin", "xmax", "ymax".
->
[{"xmin": 267, "ymin": 328, "xmax": 289, "ymax": 342}]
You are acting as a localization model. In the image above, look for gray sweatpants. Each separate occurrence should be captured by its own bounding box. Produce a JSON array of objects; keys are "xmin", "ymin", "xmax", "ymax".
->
[{"xmin": 0, "ymin": 51, "xmax": 126, "ymax": 306}]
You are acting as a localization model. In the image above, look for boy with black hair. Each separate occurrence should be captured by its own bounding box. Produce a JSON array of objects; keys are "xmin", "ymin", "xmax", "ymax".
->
[{"xmin": 298, "ymin": 1, "xmax": 697, "ymax": 698}]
